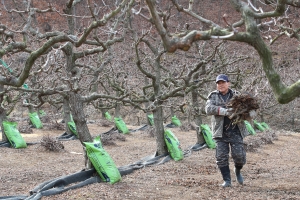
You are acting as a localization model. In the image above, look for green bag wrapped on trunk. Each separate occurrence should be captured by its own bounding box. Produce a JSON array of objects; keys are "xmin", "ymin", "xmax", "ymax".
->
[
  {"xmin": 171, "ymin": 115, "xmax": 181, "ymax": 126},
  {"xmin": 244, "ymin": 120, "xmax": 256, "ymax": 135},
  {"xmin": 200, "ymin": 124, "xmax": 216, "ymax": 149},
  {"xmin": 67, "ymin": 114, "xmax": 77, "ymax": 136},
  {"xmin": 164, "ymin": 129, "xmax": 183, "ymax": 161},
  {"xmin": 67, "ymin": 121, "xmax": 78, "ymax": 136},
  {"xmin": 105, "ymin": 112, "xmax": 112, "ymax": 121},
  {"xmin": 29, "ymin": 112, "xmax": 43, "ymax": 129},
  {"xmin": 253, "ymin": 120, "xmax": 265, "ymax": 131},
  {"xmin": 261, "ymin": 122, "xmax": 270, "ymax": 130},
  {"xmin": 84, "ymin": 136, "xmax": 121, "ymax": 184},
  {"xmin": 148, "ymin": 114, "xmax": 154, "ymax": 126},
  {"xmin": 2, "ymin": 121, "xmax": 27, "ymax": 148},
  {"xmin": 114, "ymin": 117, "xmax": 129, "ymax": 134}
]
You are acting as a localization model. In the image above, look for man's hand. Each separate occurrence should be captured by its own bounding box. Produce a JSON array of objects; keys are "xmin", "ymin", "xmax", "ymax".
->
[
  {"xmin": 218, "ymin": 107, "xmax": 233, "ymax": 116},
  {"xmin": 226, "ymin": 108, "xmax": 234, "ymax": 116}
]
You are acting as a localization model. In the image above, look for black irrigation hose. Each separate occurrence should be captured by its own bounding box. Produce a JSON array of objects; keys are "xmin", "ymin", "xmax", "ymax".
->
[
  {"xmin": 102, "ymin": 127, "xmax": 117, "ymax": 134},
  {"xmin": 26, "ymin": 169, "xmax": 101, "ymax": 200},
  {"xmin": 130, "ymin": 124, "xmax": 149, "ymax": 132},
  {"xmin": 165, "ymin": 123, "xmax": 177, "ymax": 128},
  {"xmin": 0, "ymin": 196, "xmax": 28, "ymax": 200},
  {"xmin": 190, "ymin": 143, "xmax": 208, "ymax": 151},
  {"xmin": 117, "ymin": 152, "xmax": 171, "ymax": 175},
  {"xmin": 0, "ymin": 132, "xmax": 77, "ymax": 149},
  {"xmin": 0, "ymin": 141, "xmax": 10, "ymax": 147},
  {"xmin": 3, "ymin": 169, "xmax": 102, "ymax": 200},
  {"xmin": 27, "ymin": 177, "xmax": 100, "ymax": 200},
  {"xmin": 56, "ymin": 132, "xmax": 77, "ymax": 141},
  {"xmin": 0, "ymin": 142, "xmax": 41, "ymax": 148},
  {"xmin": 29, "ymin": 169, "xmax": 96, "ymax": 195},
  {"xmin": 0, "ymin": 125, "xmax": 208, "ymax": 200},
  {"xmin": 130, "ymin": 152, "xmax": 170, "ymax": 167},
  {"xmin": 26, "ymin": 142, "xmax": 40, "ymax": 146},
  {"xmin": 0, "ymin": 152, "xmax": 174, "ymax": 200}
]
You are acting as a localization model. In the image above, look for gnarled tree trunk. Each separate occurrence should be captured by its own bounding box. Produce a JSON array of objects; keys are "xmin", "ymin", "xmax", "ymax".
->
[
  {"xmin": 191, "ymin": 90, "xmax": 205, "ymax": 145},
  {"xmin": 0, "ymin": 85, "xmax": 7, "ymax": 142},
  {"xmin": 62, "ymin": 97, "xmax": 73, "ymax": 135},
  {"xmin": 69, "ymin": 92, "xmax": 93, "ymax": 168},
  {"xmin": 153, "ymin": 103, "xmax": 168, "ymax": 155}
]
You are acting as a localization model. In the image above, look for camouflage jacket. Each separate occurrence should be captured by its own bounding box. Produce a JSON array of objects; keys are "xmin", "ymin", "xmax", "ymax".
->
[{"xmin": 205, "ymin": 89, "xmax": 249, "ymax": 139}]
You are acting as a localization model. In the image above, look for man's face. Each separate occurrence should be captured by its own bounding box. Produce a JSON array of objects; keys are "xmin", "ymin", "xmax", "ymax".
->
[{"xmin": 216, "ymin": 80, "xmax": 230, "ymax": 95}]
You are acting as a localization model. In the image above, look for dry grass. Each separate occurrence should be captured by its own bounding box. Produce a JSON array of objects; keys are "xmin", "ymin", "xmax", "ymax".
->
[{"xmin": 39, "ymin": 134, "xmax": 64, "ymax": 151}]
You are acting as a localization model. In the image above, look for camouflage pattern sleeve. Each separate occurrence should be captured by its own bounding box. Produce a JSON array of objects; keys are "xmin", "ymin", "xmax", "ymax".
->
[{"xmin": 205, "ymin": 92, "xmax": 220, "ymax": 115}]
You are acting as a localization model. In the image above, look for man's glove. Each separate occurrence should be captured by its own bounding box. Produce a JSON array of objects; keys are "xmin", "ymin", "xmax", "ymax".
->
[
  {"xmin": 218, "ymin": 107, "xmax": 233, "ymax": 116},
  {"xmin": 249, "ymin": 110, "xmax": 257, "ymax": 118}
]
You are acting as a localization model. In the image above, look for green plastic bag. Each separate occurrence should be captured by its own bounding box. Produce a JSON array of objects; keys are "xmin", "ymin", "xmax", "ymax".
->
[
  {"xmin": 171, "ymin": 116, "xmax": 181, "ymax": 126},
  {"xmin": 2, "ymin": 121, "xmax": 27, "ymax": 148},
  {"xmin": 261, "ymin": 122, "xmax": 270, "ymax": 130},
  {"xmin": 244, "ymin": 120, "xmax": 256, "ymax": 135},
  {"xmin": 67, "ymin": 121, "xmax": 78, "ymax": 136},
  {"xmin": 29, "ymin": 112, "xmax": 43, "ymax": 129},
  {"xmin": 253, "ymin": 120, "xmax": 265, "ymax": 131},
  {"xmin": 164, "ymin": 129, "xmax": 184, "ymax": 161},
  {"xmin": 114, "ymin": 117, "xmax": 129, "ymax": 134},
  {"xmin": 105, "ymin": 112, "xmax": 112, "ymax": 121},
  {"xmin": 200, "ymin": 124, "xmax": 216, "ymax": 149},
  {"xmin": 67, "ymin": 114, "xmax": 77, "ymax": 136},
  {"xmin": 84, "ymin": 136, "xmax": 121, "ymax": 184},
  {"xmin": 148, "ymin": 114, "xmax": 154, "ymax": 126}
]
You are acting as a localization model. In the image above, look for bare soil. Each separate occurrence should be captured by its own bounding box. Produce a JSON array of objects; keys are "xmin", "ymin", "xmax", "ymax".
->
[{"xmin": 1, "ymin": 123, "xmax": 300, "ymax": 200}]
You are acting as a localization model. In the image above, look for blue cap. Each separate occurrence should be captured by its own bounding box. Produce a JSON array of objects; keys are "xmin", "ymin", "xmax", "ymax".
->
[{"xmin": 216, "ymin": 74, "xmax": 229, "ymax": 83}]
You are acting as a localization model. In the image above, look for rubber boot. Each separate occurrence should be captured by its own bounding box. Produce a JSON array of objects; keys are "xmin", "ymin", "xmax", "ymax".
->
[
  {"xmin": 234, "ymin": 165, "xmax": 244, "ymax": 185},
  {"xmin": 219, "ymin": 166, "xmax": 231, "ymax": 187}
]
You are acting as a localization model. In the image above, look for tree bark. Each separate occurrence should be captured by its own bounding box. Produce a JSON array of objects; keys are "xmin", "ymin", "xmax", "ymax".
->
[
  {"xmin": 0, "ymin": 106, "xmax": 7, "ymax": 142},
  {"xmin": 152, "ymin": 53, "xmax": 168, "ymax": 155},
  {"xmin": 170, "ymin": 106, "xmax": 174, "ymax": 119},
  {"xmin": 61, "ymin": 23, "xmax": 93, "ymax": 167},
  {"xmin": 115, "ymin": 91, "xmax": 121, "ymax": 118},
  {"xmin": 0, "ymin": 85, "xmax": 7, "ymax": 141},
  {"xmin": 69, "ymin": 92, "xmax": 93, "ymax": 168},
  {"xmin": 63, "ymin": 97, "xmax": 73, "ymax": 135},
  {"xmin": 153, "ymin": 103, "xmax": 168, "ymax": 155},
  {"xmin": 69, "ymin": 92, "xmax": 93, "ymax": 144},
  {"xmin": 191, "ymin": 90, "xmax": 205, "ymax": 144},
  {"xmin": 144, "ymin": 77, "xmax": 153, "ymax": 126}
]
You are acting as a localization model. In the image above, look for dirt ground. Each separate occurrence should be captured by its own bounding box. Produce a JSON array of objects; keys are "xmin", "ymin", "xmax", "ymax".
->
[{"xmin": 1, "ymin": 122, "xmax": 300, "ymax": 200}]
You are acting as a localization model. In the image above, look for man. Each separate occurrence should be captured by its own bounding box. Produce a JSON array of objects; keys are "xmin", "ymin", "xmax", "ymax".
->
[{"xmin": 205, "ymin": 74, "xmax": 249, "ymax": 187}]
